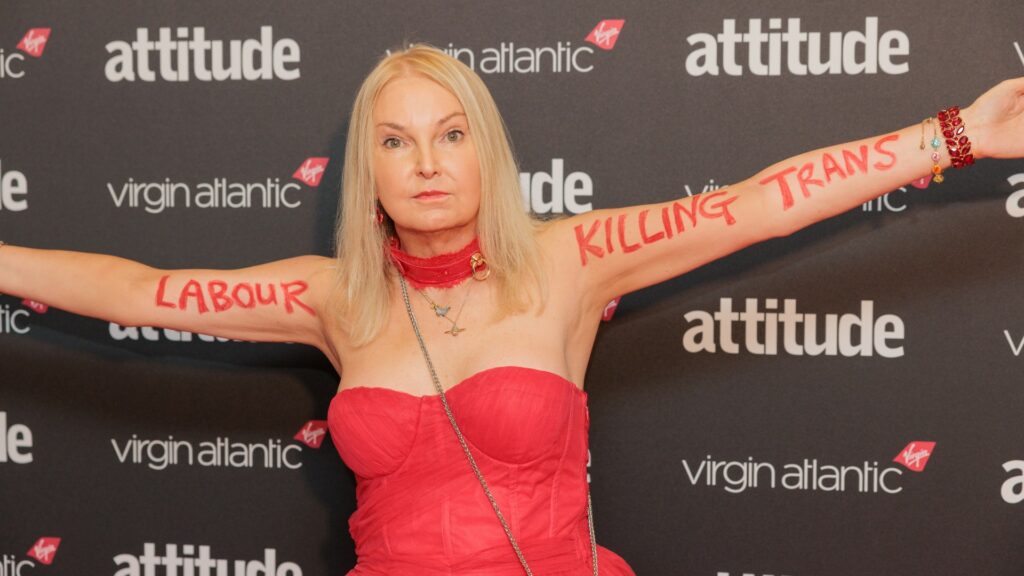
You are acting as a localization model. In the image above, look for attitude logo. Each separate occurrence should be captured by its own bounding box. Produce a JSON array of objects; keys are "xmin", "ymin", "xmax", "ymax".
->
[
  {"xmin": 292, "ymin": 157, "xmax": 329, "ymax": 187},
  {"xmin": 680, "ymin": 443, "xmax": 932, "ymax": 495},
  {"xmin": 519, "ymin": 158, "xmax": 593, "ymax": 214},
  {"xmin": 0, "ymin": 412, "xmax": 33, "ymax": 464},
  {"xmin": 108, "ymin": 323, "xmax": 238, "ymax": 343},
  {"xmin": 1003, "ymin": 460, "xmax": 1024, "ymax": 504},
  {"xmin": 106, "ymin": 158, "xmax": 323, "ymax": 213},
  {"xmin": 105, "ymin": 26, "xmax": 300, "ymax": 82},
  {"xmin": 293, "ymin": 420, "xmax": 328, "ymax": 448},
  {"xmin": 1007, "ymin": 173, "xmax": 1024, "ymax": 218},
  {"xmin": 392, "ymin": 20, "xmax": 624, "ymax": 75},
  {"xmin": 1, "ymin": 28, "xmax": 51, "ymax": 80},
  {"xmin": 686, "ymin": 17, "xmax": 909, "ymax": 76},
  {"xmin": 682, "ymin": 298, "xmax": 905, "ymax": 358},
  {"xmin": 0, "ymin": 160, "xmax": 29, "ymax": 212},
  {"xmin": 113, "ymin": 543, "xmax": 302, "ymax": 576}
]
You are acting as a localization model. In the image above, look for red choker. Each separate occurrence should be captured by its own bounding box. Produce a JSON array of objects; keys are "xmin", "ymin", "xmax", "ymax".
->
[{"xmin": 388, "ymin": 237, "xmax": 487, "ymax": 289}]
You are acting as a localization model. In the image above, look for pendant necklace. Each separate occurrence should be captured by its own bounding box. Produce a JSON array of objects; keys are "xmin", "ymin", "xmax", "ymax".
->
[{"xmin": 416, "ymin": 281, "xmax": 475, "ymax": 336}]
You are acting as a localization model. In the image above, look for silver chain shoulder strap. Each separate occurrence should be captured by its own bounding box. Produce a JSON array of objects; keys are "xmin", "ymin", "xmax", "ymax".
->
[{"xmin": 399, "ymin": 276, "xmax": 598, "ymax": 575}]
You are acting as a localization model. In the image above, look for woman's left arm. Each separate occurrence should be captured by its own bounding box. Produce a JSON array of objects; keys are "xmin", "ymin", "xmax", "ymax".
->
[{"xmin": 560, "ymin": 78, "xmax": 1024, "ymax": 309}]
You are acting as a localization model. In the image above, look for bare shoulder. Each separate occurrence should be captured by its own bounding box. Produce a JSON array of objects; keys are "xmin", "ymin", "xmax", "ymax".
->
[{"xmin": 535, "ymin": 216, "xmax": 604, "ymax": 315}]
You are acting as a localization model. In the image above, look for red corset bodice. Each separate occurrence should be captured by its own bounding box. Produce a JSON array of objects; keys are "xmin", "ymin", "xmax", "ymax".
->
[{"xmin": 327, "ymin": 366, "xmax": 635, "ymax": 575}]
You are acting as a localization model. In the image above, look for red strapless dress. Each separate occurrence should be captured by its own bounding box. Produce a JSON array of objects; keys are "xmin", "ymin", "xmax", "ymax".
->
[{"xmin": 327, "ymin": 365, "xmax": 635, "ymax": 575}]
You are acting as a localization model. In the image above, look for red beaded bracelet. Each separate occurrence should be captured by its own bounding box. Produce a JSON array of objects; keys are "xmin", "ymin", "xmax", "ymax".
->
[{"xmin": 937, "ymin": 106, "xmax": 975, "ymax": 169}]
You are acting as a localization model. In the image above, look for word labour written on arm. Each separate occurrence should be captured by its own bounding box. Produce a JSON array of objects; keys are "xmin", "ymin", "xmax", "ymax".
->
[
  {"xmin": 154, "ymin": 276, "xmax": 316, "ymax": 316},
  {"xmin": 574, "ymin": 190, "xmax": 740, "ymax": 267},
  {"xmin": 759, "ymin": 134, "xmax": 899, "ymax": 211}
]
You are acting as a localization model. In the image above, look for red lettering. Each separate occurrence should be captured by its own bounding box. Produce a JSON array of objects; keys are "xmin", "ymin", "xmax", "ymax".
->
[
  {"xmin": 759, "ymin": 166, "xmax": 798, "ymax": 211},
  {"xmin": 232, "ymin": 283, "xmax": 256, "ymax": 308},
  {"xmin": 672, "ymin": 197, "xmax": 699, "ymax": 233},
  {"xmin": 178, "ymin": 279, "xmax": 209, "ymax": 314},
  {"xmin": 796, "ymin": 161, "xmax": 823, "ymax": 201},
  {"xmin": 282, "ymin": 281, "xmax": 316, "ymax": 316},
  {"xmin": 638, "ymin": 209, "xmax": 665, "ymax": 244},
  {"xmin": 155, "ymin": 275, "xmax": 176, "ymax": 309},
  {"xmin": 842, "ymin": 145, "xmax": 870, "ymax": 175},
  {"xmin": 699, "ymin": 190, "xmax": 739, "ymax": 225},
  {"xmin": 603, "ymin": 217, "xmax": 615, "ymax": 254},
  {"xmin": 255, "ymin": 283, "xmax": 277, "ymax": 306},
  {"xmin": 660, "ymin": 206, "xmax": 674, "ymax": 239},
  {"xmin": 617, "ymin": 213, "xmax": 641, "ymax": 253},
  {"xmin": 208, "ymin": 280, "xmax": 234, "ymax": 313},
  {"xmin": 821, "ymin": 152, "xmax": 847, "ymax": 183},
  {"xmin": 574, "ymin": 220, "xmax": 604, "ymax": 266},
  {"xmin": 873, "ymin": 133, "xmax": 899, "ymax": 171}
]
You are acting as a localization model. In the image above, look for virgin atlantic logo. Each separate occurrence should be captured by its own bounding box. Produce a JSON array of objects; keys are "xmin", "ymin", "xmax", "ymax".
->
[
  {"xmin": 17, "ymin": 29, "xmax": 51, "ymax": 58},
  {"xmin": 106, "ymin": 156, "xmax": 322, "ymax": 213},
  {"xmin": 2, "ymin": 29, "xmax": 51, "ymax": 80},
  {"xmin": 2, "ymin": 537, "xmax": 60, "ymax": 574},
  {"xmin": 26, "ymin": 537, "xmax": 61, "ymax": 565},
  {"xmin": 293, "ymin": 420, "xmax": 328, "ymax": 448},
  {"xmin": 292, "ymin": 158, "xmax": 329, "ymax": 187},
  {"xmin": 601, "ymin": 297, "xmax": 621, "ymax": 322},
  {"xmin": 585, "ymin": 20, "xmax": 625, "ymax": 51},
  {"xmin": 395, "ymin": 20, "xmax": 625, "ymax": 75},
  {"xmin": 21, "ymin": 300, "xmax": 48, "ymax": 314},
  {"xmin": 892, "ymin": 441, "xmax": 935, "ymax": 472}
]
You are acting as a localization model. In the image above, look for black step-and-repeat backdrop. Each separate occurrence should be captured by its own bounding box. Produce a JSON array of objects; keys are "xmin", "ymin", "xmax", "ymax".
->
[{"xmin": 2, "ymin": 2, "xmax": 1023, "ymax": 575}]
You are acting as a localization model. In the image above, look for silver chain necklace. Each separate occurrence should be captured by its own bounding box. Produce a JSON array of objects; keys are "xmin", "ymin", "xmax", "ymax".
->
[{"xmin": 399, "ymin": 276, "xmax": 599, "ymax": 575}]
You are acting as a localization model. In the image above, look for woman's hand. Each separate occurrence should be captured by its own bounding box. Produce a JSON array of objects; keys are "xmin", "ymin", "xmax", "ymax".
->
[{"xmin": 964, "ymin": 77, "xmax": 1024, "ymax": 160}]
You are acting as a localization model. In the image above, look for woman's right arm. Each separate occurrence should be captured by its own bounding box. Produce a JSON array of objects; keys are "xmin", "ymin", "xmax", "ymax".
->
[{"xmin": 0, "ymin": 244, "xmax": 335, "ymax": 348}]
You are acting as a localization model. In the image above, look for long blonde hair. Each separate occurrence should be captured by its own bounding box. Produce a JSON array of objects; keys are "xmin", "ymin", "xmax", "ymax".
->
[{"xmin": 332, "ymin": 44, "xmax": 546, "ymax": 346}]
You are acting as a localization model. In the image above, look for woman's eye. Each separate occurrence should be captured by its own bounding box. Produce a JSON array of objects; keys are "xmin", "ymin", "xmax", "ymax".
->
[
  {"xmin": 445, "ymin": 129, "xmax": 464, "ymax": 143},
  {"xmin": 383, "ymin": 137, "xmax": 401, "ymax": 149}
]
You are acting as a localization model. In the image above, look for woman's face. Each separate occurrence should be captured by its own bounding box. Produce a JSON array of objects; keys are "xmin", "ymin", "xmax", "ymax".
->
[{"xmin": 372, "ymin": 75, "xmax": 481, "ymax": 246}]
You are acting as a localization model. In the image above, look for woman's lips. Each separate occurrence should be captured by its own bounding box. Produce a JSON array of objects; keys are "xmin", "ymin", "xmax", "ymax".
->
[{"xmin": 415, "ymin": 190, "xmax": 448, "ymax": 199}]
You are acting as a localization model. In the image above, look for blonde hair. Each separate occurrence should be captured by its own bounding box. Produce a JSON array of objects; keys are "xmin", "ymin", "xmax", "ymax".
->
[{"xmin": 331, "ymin": 44, "xmax": 546, "ymax": 346}]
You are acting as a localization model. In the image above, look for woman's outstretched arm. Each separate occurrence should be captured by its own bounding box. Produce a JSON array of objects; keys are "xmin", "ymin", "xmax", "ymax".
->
[
  {"xmin": 551, "ymin": 78, "xmax": 1024, "ymax": 311},
  {"xmin": 0, "ymin": 245, "xmax": 335, "ymax": 347}
]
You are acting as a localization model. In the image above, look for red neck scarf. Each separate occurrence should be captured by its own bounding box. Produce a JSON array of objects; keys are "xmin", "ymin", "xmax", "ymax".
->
[{"xmin": 388, "ymin": 237, "xmax": 485, "ymax": 289}]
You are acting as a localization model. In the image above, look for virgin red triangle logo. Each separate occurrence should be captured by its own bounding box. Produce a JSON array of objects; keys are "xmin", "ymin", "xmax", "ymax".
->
[
  {"xmin": 17, "ymin": 29, "xmax": 51, "ymax": 58},
  {"xmin": 293, "ymin": 157, "xmax": 329, "ymax": 187},
  {"xmin": 294, "ymin": 420, "xmax": 328, "ymax": 448},
  {"xmin": 893, "ymin": 441, "xmax": 936, "ymax": 472},
  {"xmin": 586, "ymin": 20, "xmax": 625, "ymax": 51},
  {"xmin": 22, "ymin": 300, "xmax": 49, "ymax": 314},
  {"xmin": 26, "ymin": 537, "xmax": 61, "ymax": 565}
]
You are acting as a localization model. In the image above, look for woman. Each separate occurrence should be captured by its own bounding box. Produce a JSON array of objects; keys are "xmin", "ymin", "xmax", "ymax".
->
[{"xmin": 2, "ymin": 45, "xmax": 1023, "ymax": 574}]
